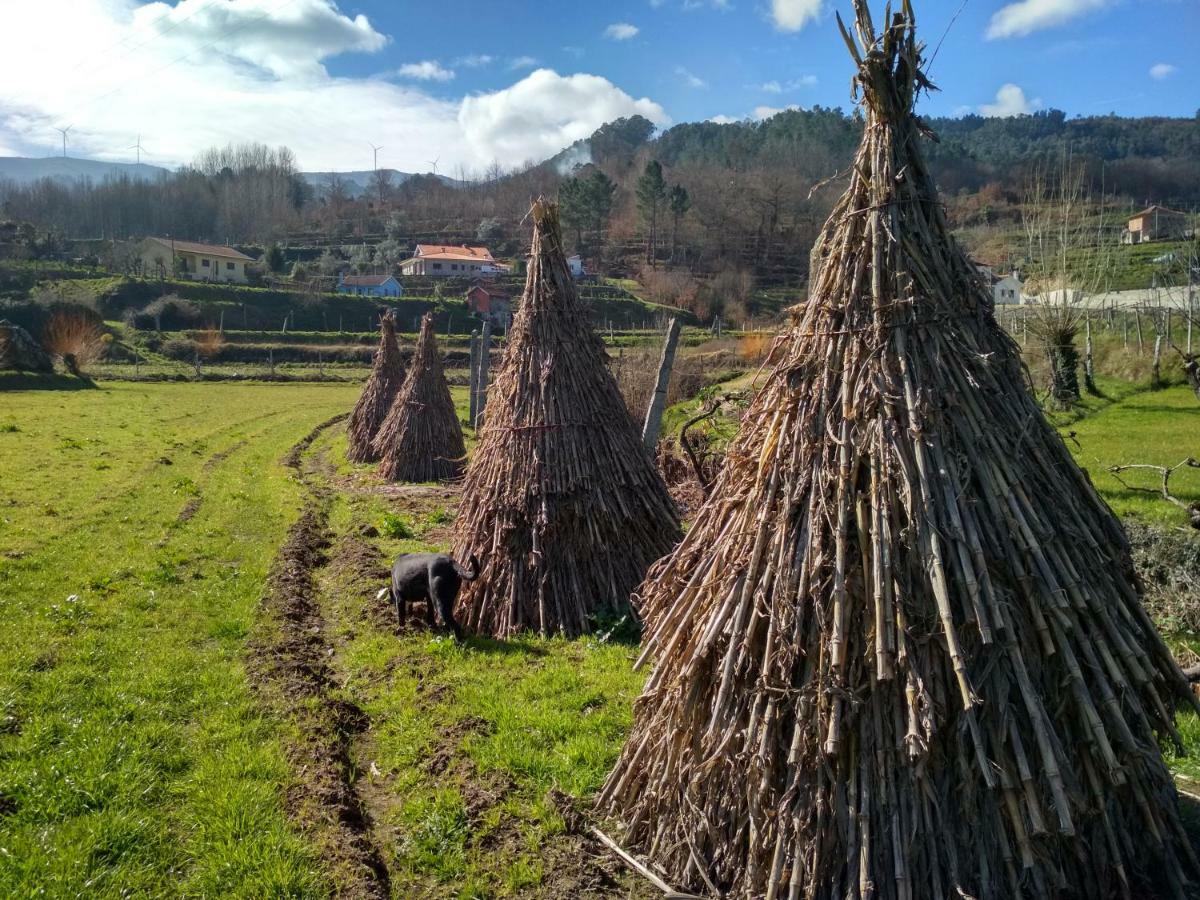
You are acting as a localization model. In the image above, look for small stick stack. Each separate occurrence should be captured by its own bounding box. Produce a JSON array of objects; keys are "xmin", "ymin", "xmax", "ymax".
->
[
  {"xmin": 599, "ymin": 3, "xmax": 1200, "ymax": 898},
  {"xmin": 373, "ymin": 312, "xmax": 465, "ymax": 482},
  {"xmin": 345, "ymin": 311, "xmax": 405, "ymax": 463},
  {"xmin": 451, "ymin": 199, "xmax": 681, "ymax": 638}
]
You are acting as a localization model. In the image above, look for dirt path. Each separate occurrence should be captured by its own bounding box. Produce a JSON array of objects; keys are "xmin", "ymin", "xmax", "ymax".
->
[{"xmin": 247, "ymin": 415, "xmax": 392, "ymax": 898}]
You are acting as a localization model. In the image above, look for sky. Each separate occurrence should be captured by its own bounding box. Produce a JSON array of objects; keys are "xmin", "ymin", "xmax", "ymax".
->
[{"xmin": 0, "ymin": 0, "xmax": 1196, "ymax": 173}]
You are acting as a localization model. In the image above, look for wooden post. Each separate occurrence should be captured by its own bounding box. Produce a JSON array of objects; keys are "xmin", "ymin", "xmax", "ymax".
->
[
  {"xmin": 474, "ymin": 321, "xmax": 491, "ymax": 429},
  {"xmin": 1188, "ymin": 287, "xmax": 1195, "ymax": 355},
  {"xmin": 1022, "ymin": 312, "xmax": 1028, "ymax": 346},
  {"xmin": 468, "ymin": 329, "xmax": 480, "ymax": 426},
  {"xmin": 641, "ymin": 317, "xmax": 682, "ymax": 451},
  {"xmin": 218, "ymin": 308, "xmax": 224, "ymax": 334},
  {"xmin": 1084, "ymin": 312, "xmax": 1095, "ymax": 393},
  {"xmin": 134, "ymin": 348, "xmax": 140, "ymax": 377},
  {"xmin": 318, "ymin": 349, "xmax": 324, "ymax": 378},
  {"xmin": 1122, "ymin": 312, "xmax": 1128, "ymax": 349},
  {"xmin": 1152, "ymin": 334, "xmax": 1163, "ymax": 388},
  {"xmin": 268, "ymin": 348, "xmax": 275, "ymax": 376},
  {"xmin": 1134, "ymin": 310, "xmax": 1144, "ymax": 354}
]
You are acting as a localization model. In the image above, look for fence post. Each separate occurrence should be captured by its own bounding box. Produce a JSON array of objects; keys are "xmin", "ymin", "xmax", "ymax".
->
[
  {"xmin": 468, "ymin": 329, "xmax": 480, "ymax": 426},
  {"xmin": 641, "ymin": 317, "xmax": 682, "ymax": 451},
  {"xmin": 1152, "ymin": 334, "xmax": 1163, "ymax": 388},
  {"xmin": 474, "ymin": 321, "xmax": 491, "ymax": 429},
  {"xmin": 1084, "ymin": 312, "xmax": 1096, "ymax": 394}
]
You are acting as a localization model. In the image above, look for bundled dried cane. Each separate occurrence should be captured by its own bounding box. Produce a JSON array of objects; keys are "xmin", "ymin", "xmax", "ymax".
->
[
  {"xmin": 346, "ymin": 311, "xmax": 405, "ymax": 463},
  {"xmin": 599, "ymin": 4, "xmax": 1200, "ymax": 898},
  {"xmin": 451, "ymin": 200, "xmax": 681, "ymax": 638},
  {"xmin": 373, "ymin": 312, "xmax": 465, "ymax": 482}
]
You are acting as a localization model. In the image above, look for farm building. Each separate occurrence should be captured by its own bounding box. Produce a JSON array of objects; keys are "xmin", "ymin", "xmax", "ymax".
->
[
  {"xmin": 136, "ymin": 237, "xmax": 253, "ymax": 283},
  {"xmin": 337, "ymin": 273, "xmax": 403, "ymax": 297},
  {"xmin": 464, "ymin": 283, "xmax": 511, "ymax": 327},
  {"xmin": 1122, "ymin": 205, "xmax": 1190, "ymax": 244},
  {"xmin": 991, "ymin": 271, "xmax": 1023, "ymax": 305},
  {"xmin": 399, "ymin": 243, "xmax": 494, "ymax": 277}
]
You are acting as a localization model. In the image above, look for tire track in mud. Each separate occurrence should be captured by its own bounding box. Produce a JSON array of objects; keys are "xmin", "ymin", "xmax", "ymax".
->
[{"xmin": 248, "ymin": 412, "xmax": 392, "ymax": 898}]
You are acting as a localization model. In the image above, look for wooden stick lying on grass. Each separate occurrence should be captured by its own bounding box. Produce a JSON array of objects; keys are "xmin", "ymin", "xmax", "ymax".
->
[{"xmin": 1108, "ymin": 457, "xmax": 1200, "ymax": 528}]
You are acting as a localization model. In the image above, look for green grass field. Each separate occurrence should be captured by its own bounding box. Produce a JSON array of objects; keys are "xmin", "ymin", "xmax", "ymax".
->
[{"xmin": 1, "ymin": 366, "xmax": 1198, "ymax": 897}]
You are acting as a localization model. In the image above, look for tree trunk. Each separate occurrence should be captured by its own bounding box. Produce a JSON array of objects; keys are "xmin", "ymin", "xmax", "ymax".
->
[
  {"xmin": 1084, "ymin": 313, "xmax": 1097, "ymax": 394},
  {"xmin": 641, "ymin": 317, "xmax": 682, "ymax": 451},
  {"xmin": 1152, "ymin": 335, "xmax": 1163, "ymax": 389},
  {"xmin": 1047, "ymin": 340, "xmax": 1080, "ymax": 409}
]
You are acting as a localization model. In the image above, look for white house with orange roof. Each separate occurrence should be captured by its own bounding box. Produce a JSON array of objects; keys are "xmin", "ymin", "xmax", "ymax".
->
[{"xmin": 399, "ymin": 244, "xmax": 495, "ymax": 277}]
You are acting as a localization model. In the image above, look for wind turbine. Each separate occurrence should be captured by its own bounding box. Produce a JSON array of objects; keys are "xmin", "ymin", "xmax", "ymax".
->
[
  {"xmin": 369, "ymin": 143, "xmax": 385, "ymax": 203},
  {"xmin": 55, "ymin": 125, "xmax": 73, "ymax": 158},
  {"xmin": 427, "ymin": 155, "xmax": 440, "ymax": 177},
  {"xmin": 127, "ymin": 134, "xmax": 148, "ymax": 164}
]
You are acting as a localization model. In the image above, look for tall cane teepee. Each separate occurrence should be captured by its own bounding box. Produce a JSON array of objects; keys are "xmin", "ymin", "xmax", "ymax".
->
[
  {"xmin": 346, "ymin": 311, "xmax": 405, "ymax": 463},
  {"xmin": 373, "ymin": 312, "xmax": 465, "ymax": 482},
  {"xmin": 451, "ymin": 200, "xmax": 681, "ymax": 638},
  {"xmin": 599, "ymin": 5, "xmax": 1199, "ymax": 898}
]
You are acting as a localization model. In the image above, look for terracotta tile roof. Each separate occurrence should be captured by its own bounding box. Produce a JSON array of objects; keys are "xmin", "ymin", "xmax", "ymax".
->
[
  {"xmin": 340, "ymin": 274, "xmax": 395, "ymax": 287},
  {"xmin": 415, "ymin": 244, "xmax": 494, "ymax": 262},
  {"xmin": 1130, "ymin": 205, "xmax": 1187, "ymax": 219},
  {"xmin": 146, "ymin": 236, "xmax": 252, "ymax": 261}
]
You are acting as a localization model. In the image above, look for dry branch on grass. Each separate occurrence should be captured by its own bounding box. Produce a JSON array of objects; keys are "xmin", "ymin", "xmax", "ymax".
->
[
  {"xmin": 1109, "ymin": 457, "xmax": 1200, "ymax": 529},
  {"xmin": 373, "ymin": 312, "xmax": 464, "ymax": 482},
  {"xmin": 451, "ymin": 199, "xmax": 681, "ymax": 638},
  {"xmin": 599, "ymin": 4, "xmax": 1200, "ymax": 898},
  {"xmin": 346, "ymin": 312, "xmax": 405, "ymax": 463}
]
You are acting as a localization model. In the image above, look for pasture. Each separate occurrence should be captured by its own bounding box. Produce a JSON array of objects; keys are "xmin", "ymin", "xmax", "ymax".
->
[{"xmin": 1, "ymin": 374, "xmax": 1198, "ymax": 898}]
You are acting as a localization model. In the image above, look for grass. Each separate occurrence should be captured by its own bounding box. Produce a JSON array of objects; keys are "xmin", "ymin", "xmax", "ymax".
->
[
  {"xmin": 2, "ymin": 351, "xmax": 1198, "ymax": 896},
  {"xmin": 1059, "ymin": 385, "xmax": 1200, "ymax": 527},
  {"xmin": 0, "ymin": 380, "xmax": 358, "ymax": 896}
]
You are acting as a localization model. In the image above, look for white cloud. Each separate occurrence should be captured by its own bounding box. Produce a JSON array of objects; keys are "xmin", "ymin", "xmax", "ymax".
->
[
  {"xmin": 753, "ymin": 104, "xmax": 799, "ymax": 120},
  {"xmin": 604, "ymin": 22, "xmax": 640, "ymax": 40},
  {"xmin": 1149, "ymin": 63, "xmax": 1177, "ymax": 80},
  {"xmin": 771, "ymin": 0, "xmax": 823, "ymax": 32},
  {"xmin": 455, "ymin": 54, "xmax": 494, "ymax": 68},
  {"xmin": 132, "ymin": 0, "xmax": 388, "ymax": 78},
  {"xmin": 396, "ymin": 60, "xmax": 455, "ymax": 81},
  {"xmin": 509, "ymin": 56, "xmax": 539, "ymax": 70},
  {"xmin": 0, "ymin": 1, "xmax": 668, "ymax": 173},
  {"xmin": 979, "ymin": 83, "xmax": 1042, "ymax": 116},
  {"xmin": 986, "ymin": 0, "xmax": 1108, "ymax": 39},
  {"xmin": 459, "ymin": 69, "xmax": 668, "ymax": 166},
  {"xmin": 758, "ymin": 75, "xmax": 816, "ymax": 93},
  {"xmin": 676, "ymin": 67, "xmax": 708, "ymax": 89},
  {"xmin": 707, "ymin": 114, "xmax": 741, "ymax": 124}
]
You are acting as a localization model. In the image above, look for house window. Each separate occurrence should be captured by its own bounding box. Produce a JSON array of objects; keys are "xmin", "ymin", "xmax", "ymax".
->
[
  {"xmin": 433, "ymin": 263, "xmax": 442, "ymax": 270},
  {"xmin": 226, "ymin": 261, "xmax": 235, "ymax": 270},
  {"xmin": 451, "ymin": 264, "xmax": 458, "ymax": 271},
  {"xmin": 201, "ymin": 258, "xmax": 210, "ymax": 267}
]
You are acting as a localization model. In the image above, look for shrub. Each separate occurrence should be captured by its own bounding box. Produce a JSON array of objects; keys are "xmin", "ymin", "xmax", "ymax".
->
[
  {"xmin": 42, "ymin": 309, "xmax": 106, "ymax": 374},
  {"xmin": 380, "ymin": 513, "xmax": 414, "ymax": 539}
]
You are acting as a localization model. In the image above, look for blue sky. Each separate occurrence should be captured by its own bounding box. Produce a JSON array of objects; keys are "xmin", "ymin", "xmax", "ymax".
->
[{"xmin": 1, "ymin": 0, "xmax": 1196, "ymax": 172}]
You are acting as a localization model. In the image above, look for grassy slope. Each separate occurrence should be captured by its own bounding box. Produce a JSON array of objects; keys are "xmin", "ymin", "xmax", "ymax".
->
[{"xmin": 0, "ymin": 380, "xmax": 357, "ymax": 896}]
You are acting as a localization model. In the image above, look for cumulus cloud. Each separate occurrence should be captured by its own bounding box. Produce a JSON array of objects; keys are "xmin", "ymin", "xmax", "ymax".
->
[
  {"xmin": 509, "ymin": 56, "xmax": 539, "ymax": 70},
  {"xmin": 676, "ymin": 67, "xmax": 708, "ymax": 89},
  {"xmin": 604, "ymin": 22, "xmax": 640, "ymax": 40},
  {"xmin": 131, "ymin": 0, "xmax": 388, "ymax": 78},
  {"xmin": 0, "ymin": 1, "xmax": 668, "ymax": 173},
  {"xmin": 753, "ymin": 104, "xmax": 800, "ymax": 120},
  {"xmin": 396, "ymin": 61, "xmax": 455, "ymax": 81},
  {"xmin": 771, "ymin": 0, "xmax": 823, "ymax": 32},
  {"xmin": 1149, "ymin": 63, "xmax": 1177, "ymax": 80},
  {"xmin": 459, "ymin": 69, "xmax": 669, "ymax": 165},
  {"xmin": 760, "ymin": 81, "xmax": 783, "ymax": 94},
  {"xmin": 986, "ymin": 0, "xmax": 1108, "ymax": 39},
  {"xmin": 707, "ymin": 114, "xmax": 741, "ymax": 124},
  {"xmin": 979, "ymin": 83, "xmax": 1041, "ymax": 116},
  {"xmin": 455, "ymin": 54, "xmax": 494, "ymax": 68}
]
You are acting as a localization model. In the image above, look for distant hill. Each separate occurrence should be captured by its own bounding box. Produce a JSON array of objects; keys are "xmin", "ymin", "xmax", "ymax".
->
[{"xmin": 0, "ymin": 156, "xmax": 171, "ymax": 186}]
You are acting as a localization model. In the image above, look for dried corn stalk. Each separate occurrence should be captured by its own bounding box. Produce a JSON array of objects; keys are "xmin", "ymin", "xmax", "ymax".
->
[
  {"xmin": 346, "ymin": 311, "xmax": 405, "ymax": 462},
  {"xmin": 452, "ymin": 199, "xmax": 681, "ymax": 638},
  {"xmin": 373, "ymin": 312, "xmax": 465, "ymax": 482},
  {"xmin": 599, "ymin": 4, "xmax": 1199, "ymax": 898}
]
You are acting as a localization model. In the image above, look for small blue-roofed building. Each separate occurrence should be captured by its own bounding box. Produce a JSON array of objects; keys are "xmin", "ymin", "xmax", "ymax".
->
[{"xmin": 338, "ymin": 273, "xmax": 403, "ymax": 297}]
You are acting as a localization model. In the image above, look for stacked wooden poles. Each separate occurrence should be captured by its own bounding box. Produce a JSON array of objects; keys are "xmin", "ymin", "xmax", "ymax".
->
[
  {"xmin": 598, "ymin": 3, "xmax": 1200, "ymax": 898},
  {"xmin": 345, "ymin": 311, "xmax": 405, "ymax": 463},
  {"xmin": 373, "ymin": 312, "xmax": 465, "ymax": 482},
  {"xmin": 451, "ymin": 199, "xmax": 681, "ymax": 638}
]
